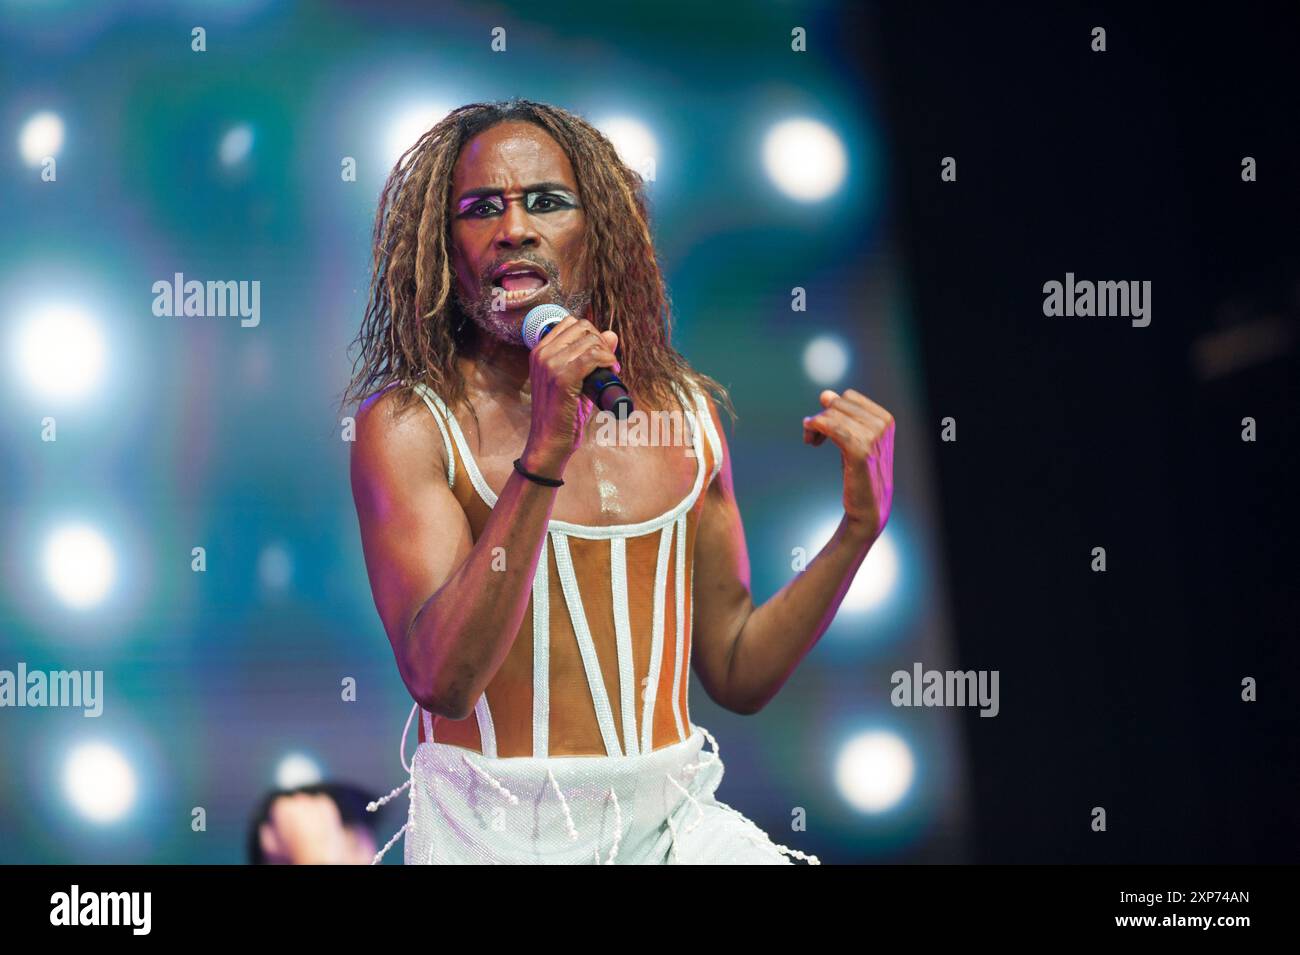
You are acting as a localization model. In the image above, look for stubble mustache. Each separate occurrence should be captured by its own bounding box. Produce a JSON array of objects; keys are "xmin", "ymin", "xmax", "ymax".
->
[{"xmin": 455, "ymin": 258, "xmax": 593, "ymax": 344}]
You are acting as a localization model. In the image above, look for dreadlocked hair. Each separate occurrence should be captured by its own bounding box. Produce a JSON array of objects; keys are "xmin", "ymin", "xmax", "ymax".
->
[{"xmin": 341, "ymin": 98, "xmax": 736, "ymax": 432}]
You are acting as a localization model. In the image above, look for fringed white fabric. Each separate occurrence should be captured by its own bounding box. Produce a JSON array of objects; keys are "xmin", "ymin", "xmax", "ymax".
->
[
  {"xmin": 462, "ymin": 752, "xmax": 520, "ymax": 805},
  {"xmin": 377, "ymin": 720, "xmax": 815, "ymax": 865},
  {"xmin": 547, "ymin": 768, "xmax": 580, "ymax": 842},
  {"xmin": 602, "ymin": 788, "xmax": 624, "ymax": 864},
  {"xmin": 367, "ymin": 702, "xmax": 419, "ymax": 865},
  {"xmin": 688, "ymin": 725, "xmax": 820, "ymax": 863}
]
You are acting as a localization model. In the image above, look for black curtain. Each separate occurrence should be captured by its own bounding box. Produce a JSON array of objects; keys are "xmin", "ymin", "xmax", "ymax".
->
[{"xmin": 872, "ymin": 1, "xmax": 1300, "ymax": 862}]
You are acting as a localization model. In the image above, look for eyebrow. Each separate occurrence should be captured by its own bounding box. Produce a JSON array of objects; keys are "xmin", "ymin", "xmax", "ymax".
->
[{"xmin": 454, "ymin": 181, "xmax": 578, "ymax": 204}]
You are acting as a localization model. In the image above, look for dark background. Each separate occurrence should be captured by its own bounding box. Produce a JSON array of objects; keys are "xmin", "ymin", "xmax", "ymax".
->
[{"xmin": 874, "ymin": 1, "xmax": 1299, "ymax": 862}]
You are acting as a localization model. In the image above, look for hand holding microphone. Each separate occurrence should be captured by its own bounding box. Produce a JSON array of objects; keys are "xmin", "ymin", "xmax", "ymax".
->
[{"xmin": 518, "ymin": 304, "xmax": 633, "ymax": 480}]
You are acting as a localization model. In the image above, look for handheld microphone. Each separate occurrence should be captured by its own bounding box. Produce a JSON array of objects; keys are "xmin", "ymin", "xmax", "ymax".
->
[{"xmin": 522, "ymin": 304, "xmax": 634, "ymax": 419}]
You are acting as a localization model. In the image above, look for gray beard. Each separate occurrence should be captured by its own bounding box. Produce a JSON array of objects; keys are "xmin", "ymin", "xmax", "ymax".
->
[{"xmin": 456, "ymin": 280, "xmax": 594, "ymax": 347}]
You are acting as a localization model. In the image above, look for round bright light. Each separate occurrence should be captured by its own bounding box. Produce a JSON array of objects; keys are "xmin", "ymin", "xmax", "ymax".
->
[
  {"xmin": 258, "ymin": 543, "xmax": 292, "ymax": 591},
  {"xmin": 762, "ymin": 118, "xmax": 847, "ymax": 201},
  {"xmin": 44, "ymin": 524, "xmax": 116, "ymax": 609},
  {"xmin": 386, "ymin": 102, "xmax": 447, "ymax": 166},
  {"xmin": 835, "ymin": 730, "xmax": 915, "ymax": 813},
  {"xmin": 19, "ymin": 111, "xmax": 65, "ymax": 166},
  {"xmin": 811, "ymin": 519, "xmax": 899, "ymax": 613},
  {"xmin": 803, "ymin": 334, "xmax": 851, "ymax": 385},
  {"xmin": 219, "ymin": 123, "xmax": 254, "ymax": 167},
  {"xmin": 276, "ymin": 752, "xmax": 322, "ymax": 789},
  {"xmin": 596, "ymin": 116, "xmax": 659, "ymax": 178},
  {"xmin": 64, "ymin": 743, "xmax": 137, "ymax": 823},
  {"xmin": 15, "ymin": 303, "xmax": 107, "ymax": 402}
]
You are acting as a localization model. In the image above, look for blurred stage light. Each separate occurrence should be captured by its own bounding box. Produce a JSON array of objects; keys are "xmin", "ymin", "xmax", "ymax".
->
[
  {"xmin": 43, "ymin": 523, "xmax": 115, "ymax": 609},
  {"xmin": 64, "ymin": 742, "xmax": 137, "ymax": 823},
  {"xmin": 14, "ymin": 302, "xmax": 106, "ymax": 402},
  {"xmin": 19, "ymin": 110, "xmax": 64, "ymax": 166},
  {"xmin": 276, "ymin": 752, "xmax": 322, "ymax": 789},
  {"xmin": 811, "ymin": 519, "xmax": 899, "ymax": 613},
  {"xmin": 803, "ymin": 333, "xmax": 851, "ymax": 385},
  {"xmin": 835, "ymin": 730, "xmax": 915, "ymax": 813},
  {"xmin": 385, "ymin": 101, "xmax": 447, "ymax": 167},
  {"xmin": 762, "ymin": 118, "xmax": 847, "ymax": 201},
  {"xmin": 594, "ymin": 116, "xmax": 659, "ymax": 177},
  {"xmin": 219, "ymin": 123, "xmax": 254, "ymax": 167},
  {"xmin": 258, "ymin": 542, "xmax": 292, "ymax": 592}
]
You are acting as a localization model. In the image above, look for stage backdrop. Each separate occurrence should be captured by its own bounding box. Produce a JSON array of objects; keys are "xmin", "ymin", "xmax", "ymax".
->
[{"xmin": 0, "ymin": 0, "xmax": 966, "ymax": 863}]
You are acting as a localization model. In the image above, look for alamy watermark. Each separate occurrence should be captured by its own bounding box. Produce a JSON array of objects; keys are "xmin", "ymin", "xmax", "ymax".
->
[
  {"xmin": 0, "ymin": 663, "xmax": 103, "ymax": 717},
  {"xmin": 1043, "ymin": 272, "xmax": 1150, "ymax": 327},
  {"xmin": 891, "ymin": 662, "xmax": 999, "ymax": 717},
  {"xmin": 50, "ymin": 885, "xmax": 150, "ymax": 935},
  {"xmin": 152, "ymin": 272, "xmax": 260, "ymax": 327},
  {"xmin": 592, "ymin": 408, "xmax": 695, "ymax": 453}
]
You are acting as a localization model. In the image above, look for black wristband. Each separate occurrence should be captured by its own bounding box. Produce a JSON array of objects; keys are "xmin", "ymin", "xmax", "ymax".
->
[{"xmin": 513, "ymin": 456, "xmax": 564, "ymax": 487}]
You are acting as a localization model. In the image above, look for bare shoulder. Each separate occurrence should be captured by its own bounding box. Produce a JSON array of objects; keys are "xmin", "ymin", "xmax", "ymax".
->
[
  {"xmin": 699, "ymin": 388, "xmax": 726, "ymax": 439},
  {"xmin": 691, "ymin": 386, "xmax": 729, "ymax": 455},
  {"xmin": 692, "ymin": 384, "xmax": 734, "ymax": 497},
  {"xmin": 350, "ymin": 384, "xmax": 447, "ymax": 496}
]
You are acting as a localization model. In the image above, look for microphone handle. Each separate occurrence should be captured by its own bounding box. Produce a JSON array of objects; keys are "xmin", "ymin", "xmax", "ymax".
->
[
  {"xmin": 536, "ymin": 320, "xmax": 634, "ymax": 418},
  {"xmin": 585, "ymin": 366, "xmax": 633, "ymax": 419}
]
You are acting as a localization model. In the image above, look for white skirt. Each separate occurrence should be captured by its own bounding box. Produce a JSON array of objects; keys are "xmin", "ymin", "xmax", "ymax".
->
[{"xmin": 371, "ymin": 711, "xmax": 817, "ymax": 865}]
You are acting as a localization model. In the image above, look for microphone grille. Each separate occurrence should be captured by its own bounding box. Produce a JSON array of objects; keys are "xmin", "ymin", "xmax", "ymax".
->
[{"xmin": 521, "ymin": 304, "xmax": 570, "ymax": 349}]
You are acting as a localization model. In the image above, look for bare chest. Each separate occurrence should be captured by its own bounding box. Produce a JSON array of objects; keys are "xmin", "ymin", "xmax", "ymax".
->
[{"xmin": 454, "ymin": 405, "xmax": 703, "ymax": 527}]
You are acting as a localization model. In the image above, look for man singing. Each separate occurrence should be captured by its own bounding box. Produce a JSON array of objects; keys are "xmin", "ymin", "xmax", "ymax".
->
[{"xmin": 346, "ymin": 99, "xmax": 894, "ymax": 864}]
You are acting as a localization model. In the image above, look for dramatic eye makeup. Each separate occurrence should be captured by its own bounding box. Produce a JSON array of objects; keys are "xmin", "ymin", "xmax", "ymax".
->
[
  {"xmin": 454, "ymin": 184, "xmax": 580, "ymax": 218},
  {"xmin": 457, "ymin": 195, "xmax": 506, "ymax": 217},
  {"xmin": 524, "ymin": 189, "xmax": 578, "ymax": 212}
]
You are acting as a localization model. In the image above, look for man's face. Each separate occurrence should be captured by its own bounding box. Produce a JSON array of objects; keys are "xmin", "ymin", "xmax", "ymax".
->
[{"xmin": 449, "ymin": 120, "xmax": 591, "ymax": 345}]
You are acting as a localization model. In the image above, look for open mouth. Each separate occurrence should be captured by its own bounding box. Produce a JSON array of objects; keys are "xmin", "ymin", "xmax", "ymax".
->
[{"xmin": 491, "ymin": 264, "xmax": 551, "ymax": 308}]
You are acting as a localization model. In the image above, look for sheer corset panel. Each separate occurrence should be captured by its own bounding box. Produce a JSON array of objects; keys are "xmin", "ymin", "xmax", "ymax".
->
[{"xmin": 409, "ymin": 379, "xmax": 724, "ymax": 759}]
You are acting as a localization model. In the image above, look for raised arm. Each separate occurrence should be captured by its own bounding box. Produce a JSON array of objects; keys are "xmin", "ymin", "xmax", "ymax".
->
[{"xmin": 690, "ymin": 389, "xmax": 894, "ymax": 714}]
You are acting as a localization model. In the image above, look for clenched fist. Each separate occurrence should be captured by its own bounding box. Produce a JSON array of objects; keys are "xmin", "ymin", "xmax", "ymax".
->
[
  {"xmin": 803, "ymin": 388, "xmax": 895, "ymax": 541},
  {"xmin": 520, "ymin": 314, "xmax": 621, "ymax": 479}
]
